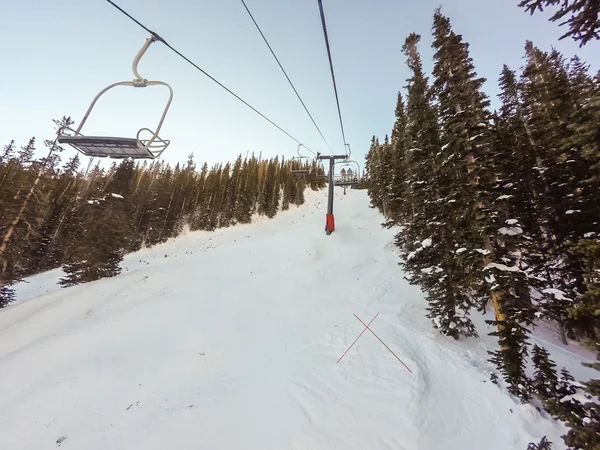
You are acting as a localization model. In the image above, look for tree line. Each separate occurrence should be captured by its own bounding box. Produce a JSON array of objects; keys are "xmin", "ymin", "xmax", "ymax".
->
[
  {"xmin": 0, "ymin": 124, "xmax": 325, "ymax": 305},
  {"xmin": 364, "ymin": 8, "xmax": 599, "ymax": 450}
]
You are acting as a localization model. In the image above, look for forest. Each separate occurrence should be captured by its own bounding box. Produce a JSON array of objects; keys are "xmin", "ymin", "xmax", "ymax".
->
[
  {"xmin": 363, "ymin": 8, "xmax": 599, "ymax": 450},
  {"xmin": 0, "ymin": 126, "xmax": 325, "ymax": 307}
]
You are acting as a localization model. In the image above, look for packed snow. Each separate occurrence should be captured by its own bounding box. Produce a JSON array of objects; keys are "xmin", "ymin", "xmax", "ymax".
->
[{"xmin": 1, "ymin": 187, "xmax": 596, "ymax": 450}]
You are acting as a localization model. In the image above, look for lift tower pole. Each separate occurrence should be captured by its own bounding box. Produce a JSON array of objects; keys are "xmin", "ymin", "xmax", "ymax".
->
[{"xmin": 317, "ymin": 153, "xmax": 349, "ymax": 235}]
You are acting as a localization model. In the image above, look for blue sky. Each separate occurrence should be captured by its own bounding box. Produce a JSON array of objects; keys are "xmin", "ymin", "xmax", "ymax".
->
[{"xmin": 2, "ymin": 0, "xmax": 598, "ymax": 170}]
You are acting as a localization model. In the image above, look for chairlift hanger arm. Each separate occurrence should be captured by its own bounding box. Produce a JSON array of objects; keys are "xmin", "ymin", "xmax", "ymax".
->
[
  {"xmin": 297, "ymin": 143, "xmax": 312, "ymax": 159},
  {"xmin": 132, "ymin": 36, "xmax": 158, "ymax": 82}
]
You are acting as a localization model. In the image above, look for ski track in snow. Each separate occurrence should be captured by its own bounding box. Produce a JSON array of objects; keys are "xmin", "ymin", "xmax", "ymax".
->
[{"xmin": 1, "ymin": 188, "xmax": 596, "ymax": 450}]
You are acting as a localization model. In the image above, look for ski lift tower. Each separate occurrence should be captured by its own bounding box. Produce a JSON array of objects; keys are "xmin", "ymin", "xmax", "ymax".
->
[{"xmin": 317, "ymin": 144, "xmax": 353, "ymax": 235}]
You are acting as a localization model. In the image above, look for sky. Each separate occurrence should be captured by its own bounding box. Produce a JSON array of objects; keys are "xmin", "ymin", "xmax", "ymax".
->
[{"xmin": 2, "ymin": 0, "xmax": 598, "ymax": 171}]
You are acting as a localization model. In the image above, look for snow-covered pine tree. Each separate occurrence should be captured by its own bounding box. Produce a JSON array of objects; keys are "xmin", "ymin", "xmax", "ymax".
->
[
  {"xmin": 0, "ymin": 283, "xmax": 16, "ymax": 309},
  {"xmin": 518, "ymin": 43, "xmax": 597, "ymax": 336},
  {"xmin": 531, "ymin": 344, "xmax": 559, "ymax": 399},
  {"xmin": 60, "ymin": 159, "xmax": 136, "ymax": 287},
  {"xmin": 364, "ymin": 136, "xmax": 388, "ymax": 214},
  {"xmin": 531, "ymin": 338, "xmax": 600, "ymax": 449},
  {"xmin": 399, "ymin": 31, "xmax": 477, "ymax": 338},
  {"xmin": 431, "ymin": 9, "xmax": 536, "ymax": 398},
  {"xmin": 561, "ymin": 237, "xmax": 600, "ymax": 449},
  {"xmin": 494, "ymin": 65, "xmax": 548, "ymax": 315},
  {"xmin": 379, "ymin": 135, "xmax": 396, "ymax": 221},
  {"xmin": 386, "ymin": 92, "xmax": 409, "ymax": 224}
]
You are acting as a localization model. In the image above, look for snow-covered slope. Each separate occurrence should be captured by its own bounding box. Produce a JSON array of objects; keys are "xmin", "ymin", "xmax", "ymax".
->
[{"xmin": 1, "ymin": 187, "xmax": 595, "ymax": 450}]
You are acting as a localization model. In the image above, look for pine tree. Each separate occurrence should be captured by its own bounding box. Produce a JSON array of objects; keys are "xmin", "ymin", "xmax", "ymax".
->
[
  {"xmin": 561, "ymin": 237, "xmax": 600, "ymax": 449},
  {"xmin": 28, "ymin": 154, "xmax": 81, "ymax": 274},
  {"xmin": 0, "ymin": 118, "xmax": 72, "ymax": 285},
  {"xmin": 518, "ymin": 0, "xmax": 600, "ymax": 46},
  {"xmin": 527, "ymin": 436, "xmax": 553, "ymax": 450},
  {"xmin": 0, "ymin": 141, "xmax": 15, "ymax": 165},
  {"xmin": 387, "ymin": 92, "xmax": 409, "ymax": 223},
  {"xmin": 0, "ymin": 283, "xmax": 16, "ymax": 309},
  {"xmin": 432, "ymin": 9, "xmax": 536, "ymax": 398},
  {"xmin": 400, "ymin": 31, "xmax": 477, "ymax": 338},
  {"xmin": 364, "ymin": 136, "xmax": 384, "ymax": 211},
  {"xmin": 60, "ymin": 159, "xmax": 135, "ymax": 287},
  {"xmin": 531, "ymin": 344, "xmax": 559, "ymax": 399},
  {"xmin": 518, "ymin": 43, "xmax": 597, "ymax": 337},
  {"xmin": 0, "ymin": 137, "xmax": 52, "ymax": 299},
  {"xmin": 568, "ymin": 238, "xmax": 600, "ymax": 352},
  {"xmin": 59, "ymin": 196, "xmax": 130, "ymax": 287}
]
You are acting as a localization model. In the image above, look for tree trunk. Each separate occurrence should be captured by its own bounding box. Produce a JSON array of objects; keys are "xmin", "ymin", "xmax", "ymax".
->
[
  {"xmin": 482, "ymin": 234, "xmax": 509, "ymax": 351},
  {"xmin": 558, "ymin": 322, "xmax": 568, "ymax": 345}
]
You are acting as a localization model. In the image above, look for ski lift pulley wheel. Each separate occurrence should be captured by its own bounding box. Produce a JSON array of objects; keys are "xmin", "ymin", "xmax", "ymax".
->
[{"xmin": 58, "ymin": 36, "xmax": 173, "ymax": 160}]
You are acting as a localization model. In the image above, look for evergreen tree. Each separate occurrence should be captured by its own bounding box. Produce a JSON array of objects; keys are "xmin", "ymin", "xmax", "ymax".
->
[
  {"xmin": 531, "ymin": 344, "xmax": 558, "ymax": 399},
  {"xmin": 0, "ymin": 283, "xmax": 16, "ymax": 309},
  {"xmin": 518, "ymin": 0, "xmax": 600, "ymax": 46},
  {"xmin": 561, "ymin": 238, "xmax": 600, "ymax": 449},
  {"xmin": 0, "ymin": 141, "xmax": 15, "ymax": 165},
  {"xmin": 431, "ymin": 9, "xmax": 537, "ymax": 398},
  {"xmin": 518, "ymin": 42, "xmax": 596, "ymax": 335},
  {"xmin": 401, "ymin": 31, "xmax": 477, "ymax": 338},
  {"xmin": 60, "ymin": 159, "xmax": 136, "ymax": 286},
  {"xmin": 387, "ymin": 92, "xmax": 409, "ymax": 223},
  {"xmin": 28, "ymin": 154, "xmax": 81, "ymax": 274},
  {"xmin": 527, "ymin": 436, "xmax": 553, "ymax": 450}
]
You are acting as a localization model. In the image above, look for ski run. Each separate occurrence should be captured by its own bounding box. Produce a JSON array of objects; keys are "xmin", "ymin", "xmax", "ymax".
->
[{"xmin": 1, "ymin": 187, "xmax": 596, "ymax": 449}]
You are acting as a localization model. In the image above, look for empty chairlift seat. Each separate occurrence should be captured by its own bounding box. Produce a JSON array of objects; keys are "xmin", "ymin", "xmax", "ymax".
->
[
  {"xmin": 58, "ymin": 35, "xmax": 173, "ymax": 160},
  {"xmin": 290, "ymin": 144, "xmax": 314, "ymax": 176}
]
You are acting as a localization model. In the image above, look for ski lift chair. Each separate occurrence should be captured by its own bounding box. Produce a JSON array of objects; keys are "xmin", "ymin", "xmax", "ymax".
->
[
  {"xmin": 291, "ymin": 144, "xmax": 313, "ymax": 176},
  {"xmin": 334, "ymin": 160, "xmax": 361, "ymax": 186},
  {"xmin": 58, "ymin": 35, "xmax": 173, "ymax": 160}
]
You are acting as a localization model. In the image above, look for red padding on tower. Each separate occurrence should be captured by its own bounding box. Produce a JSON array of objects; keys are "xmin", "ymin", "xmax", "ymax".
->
[{"xmin": 326, "ymin": 213, "xmax": 335, "ymax": 232}]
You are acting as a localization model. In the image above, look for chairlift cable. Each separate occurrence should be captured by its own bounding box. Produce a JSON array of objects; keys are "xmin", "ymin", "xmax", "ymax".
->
[
  {"xmin": 316, "ymin": 0, "xmax": 348, "ymax": 153},
  {"xmin": 105, "ymin": 0, "xmax": 314, "ymax": 153},
  {"xmin": 239, "ymin": 0, "xmax": 333, "ymax": 156}
]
